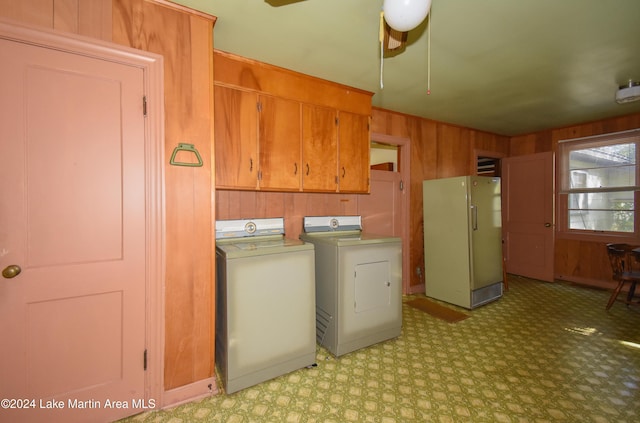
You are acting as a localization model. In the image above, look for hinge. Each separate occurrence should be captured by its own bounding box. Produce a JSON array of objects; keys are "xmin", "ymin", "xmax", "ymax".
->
[
  {"xmin": 143, "ymin": 349, "xmax": 147, "ymax": 371},
  {"xmin": 143, "ymin": 96, "xmax": 147, "ymax": 116}
]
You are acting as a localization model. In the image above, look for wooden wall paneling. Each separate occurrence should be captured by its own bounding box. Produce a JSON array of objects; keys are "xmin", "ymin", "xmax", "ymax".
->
[
  {"xmin": 112, "ymin": 0, "xmax": 216, "ymax": 395},
  {"xmin": 0, "ymin": 0, "xmax": 111, "ymax": 40},
  {"xmin": 509, "ymin": 131, "xmax": 553, "ymax": 156},
  {"xmin": 0, "ymin": 0, "xmax": 54, "ymax": 28},
  {"xmin": 284, "ymin": 193, "xmax": 303, "ymax": 239},
  {"xmin": 76, "ymin": 0, "xmax": 112, "ymax": 40},
  {"xmin": 256, "ymin": 190, "xmax": 286, "ymax": 217},
  {"xmin": 410, "ymin": 120, "xmax": 437, "ymax": 290},
  {"xmin": 436, "ymin": 124, "xmax": 472, "ymax": 178},
  {"xmin": 237, "ymin": 190, "xmax": 258, "ymax": 217},
  {"xmin": 473, "ymin": 131, "xmax": 510, "ymax": 157}
]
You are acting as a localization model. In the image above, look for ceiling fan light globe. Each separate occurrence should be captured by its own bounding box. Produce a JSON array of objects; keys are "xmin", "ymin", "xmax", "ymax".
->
[{"xmin": 383, "ymin": 0, "xmax": 432, "ymax": 32}]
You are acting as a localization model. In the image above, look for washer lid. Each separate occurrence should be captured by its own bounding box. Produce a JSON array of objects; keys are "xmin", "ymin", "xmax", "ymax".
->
[
  {"xmin": 302, "ymin": 215, "xmax": 362, "ymax": 233},
  {"xmin": 215, "ymin": 218, "xmax": 284, "ymax": 239}
]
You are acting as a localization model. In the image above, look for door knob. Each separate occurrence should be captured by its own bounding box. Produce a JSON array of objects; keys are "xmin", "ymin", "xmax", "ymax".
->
[{"xmin": 2, "ymin": 265, "xmax": 21, "ymax": 279}]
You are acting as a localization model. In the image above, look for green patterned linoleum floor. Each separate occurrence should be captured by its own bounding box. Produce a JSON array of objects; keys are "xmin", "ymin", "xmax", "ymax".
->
[{"xmin": 121, "ymin": 276, "xmax": 640, "ymax": 422}]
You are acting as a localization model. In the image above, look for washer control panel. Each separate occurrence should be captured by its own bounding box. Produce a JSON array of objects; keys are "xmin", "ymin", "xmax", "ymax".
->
[
  {"xmin": 215, "ymin": 218, "xmax": 284, "ymax": 239},
  {"xmin": 302, "ymin": 216, "xmax": 362, "ymax": 233}
]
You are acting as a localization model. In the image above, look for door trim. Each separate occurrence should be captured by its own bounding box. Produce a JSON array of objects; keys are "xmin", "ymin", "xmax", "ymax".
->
[
  {"xmin": 0, "ymin": 18, "xmax": 166, "ymax": 410},
  {"xmin": 371, "ymin": 133, "xmax": 412, "ymax": 294}
]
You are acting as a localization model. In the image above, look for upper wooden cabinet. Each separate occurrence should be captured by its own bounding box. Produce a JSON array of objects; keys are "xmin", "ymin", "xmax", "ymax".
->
[
  {"xmin": 338, "ymin": 111, "xmax": 370, "ymax": 193},
  {"xmin": 302, "ymin": 104, "xmax": 338, "ymax": 192},
  {"xmin": 259, "ymin": 95, "xmax": 302, "ymax": 191},
  {"xmin": 214, "ymin": 87, "xmax": 302, "ymax": 191},
  {"xmin": 214, "ymin": 85, "xmax": 258, "ymax": 189},
  {"xmin": 214, "ymin": 50, "xmax": 372, "ymax": 193}
]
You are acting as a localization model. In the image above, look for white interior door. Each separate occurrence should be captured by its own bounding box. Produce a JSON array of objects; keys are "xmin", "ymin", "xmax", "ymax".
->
[{"xmin": 0, "ymin": 30, "xmax": 149, "ymax": 422}]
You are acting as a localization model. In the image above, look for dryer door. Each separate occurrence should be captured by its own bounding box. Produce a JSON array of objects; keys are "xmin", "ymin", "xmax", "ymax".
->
[{"xmin": 355, "ymin": 261, "xmax": 391, "ymax": 313}]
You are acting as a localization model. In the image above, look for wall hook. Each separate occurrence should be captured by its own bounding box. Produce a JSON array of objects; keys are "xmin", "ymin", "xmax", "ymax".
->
[{"xmin": 170, "ymin": 143, "xmax": 203, "ymax": 167}]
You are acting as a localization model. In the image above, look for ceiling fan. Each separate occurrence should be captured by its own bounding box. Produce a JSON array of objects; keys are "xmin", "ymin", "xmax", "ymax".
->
[
  {"xmin": 266, "ymin": 0, "xmax": 432, "ymax": 50},
  {"xmin": 266, "ymin": 0, "xmax": 433, "ymax": 88}
]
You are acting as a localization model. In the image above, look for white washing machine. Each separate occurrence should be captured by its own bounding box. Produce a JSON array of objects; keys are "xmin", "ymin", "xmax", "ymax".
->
[
  {"xmin": 215, "ymin": 218, "xmax": 316, "ymax": 394},
  {"xmin": 299, "ymin": 216, "xmax": 402, "ymax": 357}
]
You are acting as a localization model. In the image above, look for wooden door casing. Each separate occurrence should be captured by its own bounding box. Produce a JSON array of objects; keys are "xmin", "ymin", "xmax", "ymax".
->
[{"xmin": 0, "ymin": 20, "xmax": 164, "ymax": 422}]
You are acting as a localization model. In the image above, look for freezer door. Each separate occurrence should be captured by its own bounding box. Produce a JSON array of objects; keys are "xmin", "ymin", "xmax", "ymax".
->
[
  {"xmin": 469, "ymin": 176, "xmax": 503, "ymax": 289},
  {"xmin": 423, "ymin": 176, "xmax": 472, "ymax": 307}
]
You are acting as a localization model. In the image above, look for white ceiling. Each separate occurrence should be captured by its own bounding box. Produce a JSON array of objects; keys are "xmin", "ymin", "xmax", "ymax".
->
[{"xmin": 173, "ymin": 0, "xmax": 640, "ymax": 136}]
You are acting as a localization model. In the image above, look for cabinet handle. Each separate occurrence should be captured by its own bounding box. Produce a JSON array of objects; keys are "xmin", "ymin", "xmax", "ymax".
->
[
  {"xmin": 342, "ymin": 166, "xmax": 346, "ymax": 178},
  {"xmin": 306, "ymin": 163, "xmax": 310, "ymax": 175},
  {"xmin": 250, "ymin": 158, "xmax": 253, "ymax": 172},
  {"xmin": 294, "ymin": 163, "xmax": 298, "ymax": 175}
]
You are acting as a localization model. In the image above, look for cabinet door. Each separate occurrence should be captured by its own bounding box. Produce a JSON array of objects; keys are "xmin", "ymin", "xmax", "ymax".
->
[
  {"xmin": 338, "ymin": 111, "xmax": 370, "ymax": 193},
  {"xmin": 259, "ymin": 95, "xmax": 302, "ymax": 190},
  {"xmin": 302, "ymin": 104, "xmax": 338, "ymax": 192},
  {"xmin": 214, "ymin": 85, "xmax": 259, "ymax": 189}
]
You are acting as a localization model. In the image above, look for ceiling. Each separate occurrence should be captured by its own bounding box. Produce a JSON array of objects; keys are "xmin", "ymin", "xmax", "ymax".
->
[{"xmin": 173, "ymin": 0, "xmax": 640, "ymax": 136}]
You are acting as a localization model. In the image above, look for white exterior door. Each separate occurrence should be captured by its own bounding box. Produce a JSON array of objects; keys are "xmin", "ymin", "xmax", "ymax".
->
[{"xmin": 0, "ymin": 25, "xmax": 156, "ymax": 422}]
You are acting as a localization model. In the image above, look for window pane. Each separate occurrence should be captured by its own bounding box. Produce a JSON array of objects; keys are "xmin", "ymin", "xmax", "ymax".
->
[
  {"xmin": 568, "ymin": 191, "xmax": 634, "ymax": 232},
  {"xmin": 569, "ymin": 143, "xmax": 636, "ymax": 188}
]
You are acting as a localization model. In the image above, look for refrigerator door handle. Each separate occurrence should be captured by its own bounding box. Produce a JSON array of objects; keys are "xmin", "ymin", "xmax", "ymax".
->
[{"xmin": 471, "ymin": 204, "xmax": 478, "ymax": 230}]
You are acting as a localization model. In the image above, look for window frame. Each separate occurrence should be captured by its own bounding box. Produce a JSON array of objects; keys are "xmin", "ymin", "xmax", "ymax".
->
[{"xmin": 557, "ymin": 129, "xmax": 640, "ymax": 242}]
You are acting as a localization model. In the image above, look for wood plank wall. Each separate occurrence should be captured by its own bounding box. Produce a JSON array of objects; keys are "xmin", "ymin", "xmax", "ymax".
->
[
  {"xmin": 510, "ymin": 112, "xmax": 640, "ymax": 289},
  {"xmin": 112, "ymin": 0, "xmax": 216, "ymax": 393},
  {"xmin": 0, "ymin": 0, "xmax": 112, "ymax": 40}
]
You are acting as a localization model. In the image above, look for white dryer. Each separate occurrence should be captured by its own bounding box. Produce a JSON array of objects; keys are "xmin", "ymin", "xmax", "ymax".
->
[
  {"xmin": 300, "ymin": 216, "xmax": 402, "ymax": 357},
  {"xmin": 215, "ymin": 218, "xmax": 316, "ymax": 394}
]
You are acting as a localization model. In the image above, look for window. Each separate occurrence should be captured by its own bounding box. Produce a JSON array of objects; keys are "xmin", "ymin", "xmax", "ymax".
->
[{"xmin": 558, "ymin": 130, "xmax": 640, "ymax": 239}]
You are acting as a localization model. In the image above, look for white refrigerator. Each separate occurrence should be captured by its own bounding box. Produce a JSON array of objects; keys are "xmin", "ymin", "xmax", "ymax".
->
[{"xmin": 423, "ymin": 176, "xmax": 503, "ymax": 309}]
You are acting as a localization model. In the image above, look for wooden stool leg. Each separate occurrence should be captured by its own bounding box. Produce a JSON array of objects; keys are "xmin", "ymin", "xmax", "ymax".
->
[
  {"xmin": 626, "ymin": 282, "xmax": 637, "ymax": 306},
  {"xmin": 606, "ymin": 281, "xmax": 625, "ymax": 310}
]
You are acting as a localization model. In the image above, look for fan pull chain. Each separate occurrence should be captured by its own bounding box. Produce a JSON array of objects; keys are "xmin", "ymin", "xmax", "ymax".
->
[
  {"xmin": 427, "ymin": 12, "xmax": 431, "ymax": 94},
  {"xmin": 379, "ymin": 11, "xmax": 385, "ymax": 89}
]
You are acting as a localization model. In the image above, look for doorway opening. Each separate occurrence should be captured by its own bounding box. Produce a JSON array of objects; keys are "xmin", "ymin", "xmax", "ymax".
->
[
  {"xmin": 367, "ymin": 134, "xmax": 413, "ymax": 294},
  {"xmin": 371, "ymin": 141, "xmax": 399, "ymax": 172}
]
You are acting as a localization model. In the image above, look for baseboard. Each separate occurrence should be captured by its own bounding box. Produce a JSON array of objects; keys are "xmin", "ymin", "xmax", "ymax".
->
[
  {"xmin": 408, "ymin": 284, "xmax": 425, "ymax": 295},
  {"xmin": 162, "ymin": 377, "xmax": 219, "ymax": 410},
  {"xmin": 555, "ymin": 274, "xmax": 612, "ymax": 291}
]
